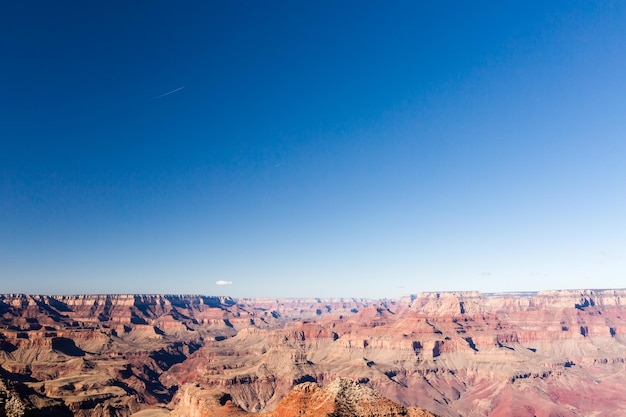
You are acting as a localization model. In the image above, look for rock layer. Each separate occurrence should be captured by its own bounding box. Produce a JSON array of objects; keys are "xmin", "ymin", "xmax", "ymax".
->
[
  {"xmin": 268, "ymin": 378, "xmax": 437, "ymax": 417},
  {"xmin": 168, "ymin": 378, "xmax": 438, "ymax": 417},
  {"xmin": 1, "ymin": 290, "xmax": 626, "ymax": 416}
]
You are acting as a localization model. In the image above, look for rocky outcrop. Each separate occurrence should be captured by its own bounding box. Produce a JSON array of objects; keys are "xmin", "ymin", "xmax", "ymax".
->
[
  {"xmin": 169, "ymin": 383, "xmax": 249, "ymax": 417},
  {"xmin": 168, "ymin": 378, "xmax": 438, "ymax": 417},
  {"xmin": 269, "ymin": 378, "xmax": 438, "ymax": 417}
]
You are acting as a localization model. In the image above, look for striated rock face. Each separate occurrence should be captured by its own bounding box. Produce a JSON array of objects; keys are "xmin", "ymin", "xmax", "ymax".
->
[
  {"xmin": 169, "ymin": 383, "xmax": 249, "ymax": 417},
  {"xmin": 2, "ymin": 290, "xmax": 626, "ymax": 416},
  {"xmin": 0, "ymin": 294, "xmax": 371, "ymax": 416},
  {"xmin": 164, "ymin": 289, "xmax": 626, "ymax": 417},
  {"xmin": 268, "ymin": 378, "xmax": 438, "ymax": 417},
  {"xmin": 168, "ymin": 378, "xmax": 438, "ymax": 417}
]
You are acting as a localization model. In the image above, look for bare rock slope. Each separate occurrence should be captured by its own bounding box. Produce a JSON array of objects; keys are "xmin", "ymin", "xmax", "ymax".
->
[
  {"xmin": 268, "ymin": 378, "xmax": 437, "ymax": 417},
  {"xmin": 169, "ymin": 378, "xmax": 437, "ymax": 417}
]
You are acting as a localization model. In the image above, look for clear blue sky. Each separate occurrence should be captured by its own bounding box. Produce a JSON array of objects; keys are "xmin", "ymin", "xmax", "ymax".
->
[{"xmin": 2, "ymin": 2, "xmax": 626, "ymax": 298}]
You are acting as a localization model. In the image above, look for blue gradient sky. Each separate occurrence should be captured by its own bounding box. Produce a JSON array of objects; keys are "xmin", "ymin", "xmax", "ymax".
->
[{"xmin": 2, "ymin": 2, "xmax": 626, "ymax": 298}]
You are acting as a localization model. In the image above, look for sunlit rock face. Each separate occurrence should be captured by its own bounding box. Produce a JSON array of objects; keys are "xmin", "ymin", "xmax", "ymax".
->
[
  {"xmin": 168, "ymin": 378, "xmax": 439, "ymax": 417},
  {"xmin": 267, "ymin": 378, "xmax": 439, "ymax": 417},
  {"xmin": 1, "ymin": 290, "xmax": 626, "ymax": 416}
]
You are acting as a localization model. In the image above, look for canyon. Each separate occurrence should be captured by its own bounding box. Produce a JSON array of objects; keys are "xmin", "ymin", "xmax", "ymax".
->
[{"xmin": 1, "ymin": 290, "xmax": 625, "ymax": 416}]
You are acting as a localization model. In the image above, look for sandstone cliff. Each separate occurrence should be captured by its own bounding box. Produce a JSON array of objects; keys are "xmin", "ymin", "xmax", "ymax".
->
[
  {"xmin": 267, "ymin": 378, "xmax": 438, "ymax": 417},
  {"xmin": 168, "ymin": 378, "xmax": 438, "ymax": 417}
]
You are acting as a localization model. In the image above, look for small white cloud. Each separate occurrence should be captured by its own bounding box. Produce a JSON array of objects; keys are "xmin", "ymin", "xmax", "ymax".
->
[
  {"xmin": 480, "ymin": 272, "xmax": 492, "ymax": 277},
  {"xmin": 215, "ymin": 280, "xmax": 233, "ymax": 286}
]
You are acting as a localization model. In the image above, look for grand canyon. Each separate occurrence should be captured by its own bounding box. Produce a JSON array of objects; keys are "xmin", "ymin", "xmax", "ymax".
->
[{"xmin": 1, "ymin": 290, "xmax": 625, "ymax": 417}]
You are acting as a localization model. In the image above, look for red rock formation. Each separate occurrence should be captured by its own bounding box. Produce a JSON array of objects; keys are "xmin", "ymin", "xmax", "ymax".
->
[
  {"xmin": 164, "ymin": 290, "xmax": 626, "ymax": 416},
  {"xmin": 169, "ymin": 384, "xmax": 249, "ymax": 417},
  {"xmin": 269, "ymin": 378, "xmax": 437, "ymax": 417},
  {"xmin": 168, "ymin": 379, "xmax": 438, "ymax": 417},
  {"xmin": 2, "ymin": 290, "xmax": 626, "ymax": 416}
]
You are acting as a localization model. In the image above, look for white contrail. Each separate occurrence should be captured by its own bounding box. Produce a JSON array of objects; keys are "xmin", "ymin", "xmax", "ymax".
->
[
  {"xmin": 215, "ymin": 280, "xmax": 233, "ymax": 286},
  {"xmin": 152, "ymin": 86, "xmax": 185, "ymax": 100}
]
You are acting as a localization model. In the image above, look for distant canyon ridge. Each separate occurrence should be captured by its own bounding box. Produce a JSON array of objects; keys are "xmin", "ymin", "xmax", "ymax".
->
[{"xmin": 1, "ymin": 290, "xmax": 626, "ymax": 416}]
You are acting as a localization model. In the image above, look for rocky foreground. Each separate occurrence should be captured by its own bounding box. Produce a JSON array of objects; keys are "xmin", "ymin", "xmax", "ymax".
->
[
  {"xmin": 1, "ymin": 290, "xmax": 626, "ymax": 416},
  {"xmin": 169, "ymin": 377, "xmax": 437, "ymax": 417}
]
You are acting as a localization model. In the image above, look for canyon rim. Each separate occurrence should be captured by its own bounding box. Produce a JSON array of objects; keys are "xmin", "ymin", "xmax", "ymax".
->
[{"xmin": 1, "ymin": 290, "xmax": 626, "ymax": 416}]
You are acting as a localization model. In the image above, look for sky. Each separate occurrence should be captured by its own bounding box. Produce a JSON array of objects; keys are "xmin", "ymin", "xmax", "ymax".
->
[{"xmin": 1, "ymin": 1, "xmax": 626, "ymax": 298}]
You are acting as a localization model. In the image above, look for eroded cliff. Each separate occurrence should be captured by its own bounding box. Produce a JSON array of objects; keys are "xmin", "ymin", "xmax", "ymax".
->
[{"xmin": 1, "ymin": 290, "xmax": 626, "ymax": 416}]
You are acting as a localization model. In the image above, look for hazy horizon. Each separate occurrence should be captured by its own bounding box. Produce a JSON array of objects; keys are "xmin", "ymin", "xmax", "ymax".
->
[
  {"xmin": 2, "ymin": 288, "xmax": 626, "ymax": 301},
  {"xmin": 2, "ymin": 2, "xmax": 626, "ymax": 298}
]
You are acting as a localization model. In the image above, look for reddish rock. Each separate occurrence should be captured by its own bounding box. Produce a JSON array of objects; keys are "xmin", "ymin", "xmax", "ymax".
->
[{"xmin": 2, "ymin": 290, "xmax": 626, "ymax": 416}]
